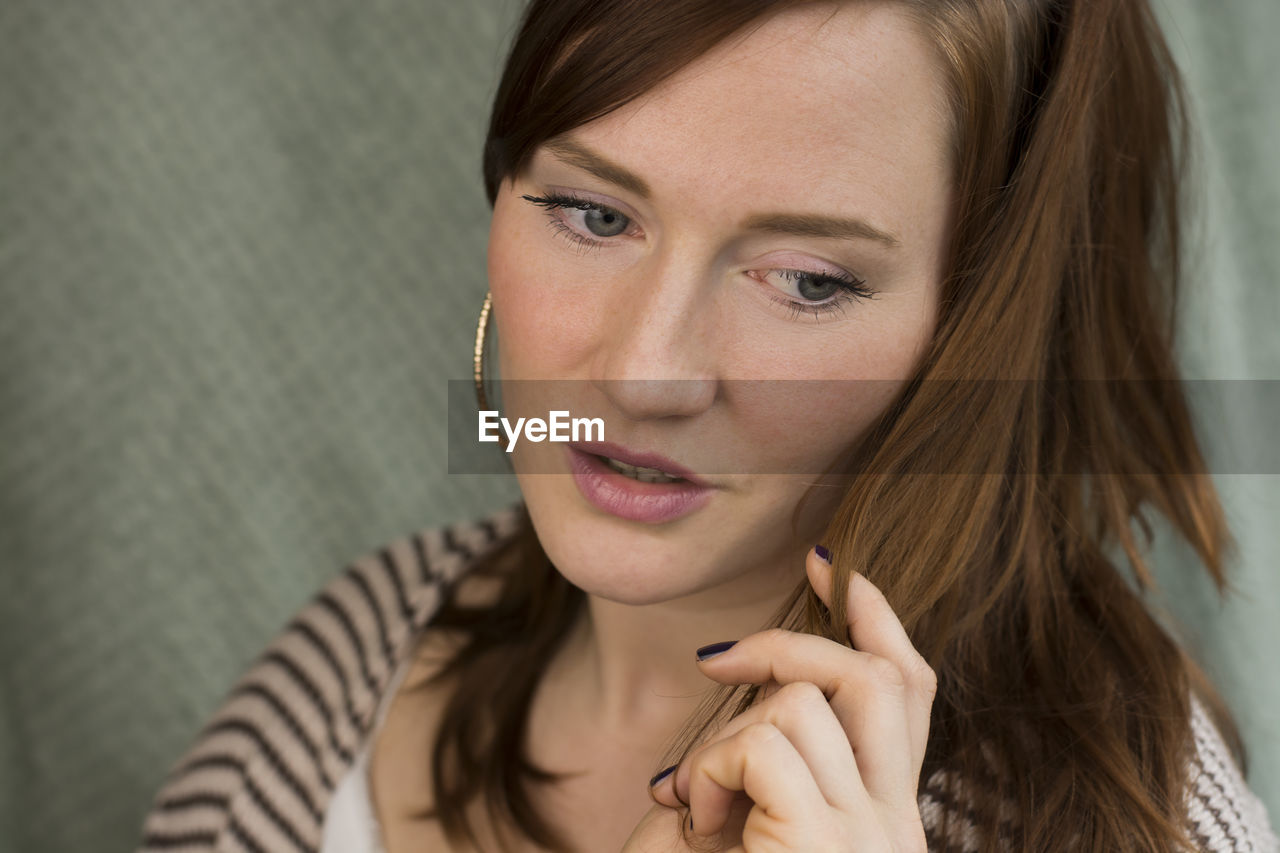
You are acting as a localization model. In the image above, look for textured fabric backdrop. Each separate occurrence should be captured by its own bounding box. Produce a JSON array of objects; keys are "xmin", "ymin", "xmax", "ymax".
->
[{"xmin": 0, "ymin": 2, "xmax": 1275, "ymax": 851}]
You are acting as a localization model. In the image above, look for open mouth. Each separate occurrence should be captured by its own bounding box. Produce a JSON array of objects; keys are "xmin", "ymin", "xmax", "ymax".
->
[
  {"xmin": 566, "ymin": 445, "xmax": 712, "ymax": 524},
  {"xmin": 596, "ymin": 454, "xmax": 686, "ymax": 484}
]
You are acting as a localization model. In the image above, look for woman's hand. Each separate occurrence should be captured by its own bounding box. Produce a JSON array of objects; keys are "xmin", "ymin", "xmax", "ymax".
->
[{"xmin": 622, "ymin": 546, "xmax": 936, "ymax": 852}]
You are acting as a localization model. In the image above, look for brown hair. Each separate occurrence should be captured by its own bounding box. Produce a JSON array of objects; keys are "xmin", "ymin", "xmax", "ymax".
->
[{"xmin": 417, "ymin": 0, "xmax": 1243, "ymax": 849}]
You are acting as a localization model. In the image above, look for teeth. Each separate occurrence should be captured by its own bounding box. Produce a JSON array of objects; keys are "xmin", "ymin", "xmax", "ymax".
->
[{"xmin": 602, "ymin": 456, "xmax": 684, "ymax": 483}]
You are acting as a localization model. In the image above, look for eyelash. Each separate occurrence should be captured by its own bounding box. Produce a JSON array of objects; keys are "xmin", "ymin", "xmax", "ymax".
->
[
  {"xmin": 520, "ymin": 192, "xmax": 877, "ymax": 319},
  {"xmin": 522, "ymin": 192, "xmax": 622, "ymax": 254},
  {"xmin": 767, "ymin": 270, "xmax": 877, "ymax": 321}
]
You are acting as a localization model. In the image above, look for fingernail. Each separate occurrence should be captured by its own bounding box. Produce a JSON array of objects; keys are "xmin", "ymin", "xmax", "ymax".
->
[
  {"xmin": 695, "ymin": 640, "xmax": 737, "ymax": 661},
  {"xmin": 648, "ymin": 764, "xmax": 677, "ymax": 788},
  {"xmin": 815, "ymin": 544, "xmax": 832, "ymax": 564}
]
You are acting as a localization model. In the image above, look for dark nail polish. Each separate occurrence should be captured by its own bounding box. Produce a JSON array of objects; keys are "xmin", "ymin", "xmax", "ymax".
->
[
  {"xmin": 696, "ymin": 640, "xmax": 737, "ymax": 661},
  {"xmin": 815, "ymin": 544, "xmax": 832, "ymax": 564},
  {"xmin": 649, "ymin": 764, "xmax": 677, "ymax": 787}
]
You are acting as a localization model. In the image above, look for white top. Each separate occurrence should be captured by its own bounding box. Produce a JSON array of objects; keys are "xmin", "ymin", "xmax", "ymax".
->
[{"xmin": 320, "ymin": 653, "xmax": 415, "ymax": 853}]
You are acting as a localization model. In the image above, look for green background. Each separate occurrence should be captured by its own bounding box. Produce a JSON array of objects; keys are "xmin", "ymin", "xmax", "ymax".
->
[{"xmin": 0, "ymin": 2, "xmax": 1275, "ymax": 851}]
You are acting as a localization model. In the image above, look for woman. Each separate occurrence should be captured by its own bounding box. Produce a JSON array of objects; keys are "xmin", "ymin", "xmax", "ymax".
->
[{"xmin": 139, "ymin": 0, "xmax": 1277, "ymax": 850}]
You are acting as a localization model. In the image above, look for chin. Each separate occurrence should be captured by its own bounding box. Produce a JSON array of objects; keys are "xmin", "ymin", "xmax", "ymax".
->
[
  {"xmin": 522, "ymin": 482, "xmax": 698, "ymax": 602},
  {"xmin": 513, "ymin": 470, "xmax": 732, "ymax": 603}
]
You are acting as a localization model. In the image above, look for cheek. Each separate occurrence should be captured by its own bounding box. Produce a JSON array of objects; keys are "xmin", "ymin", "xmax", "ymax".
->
[
  {"xmin": 486, "ymin": 191, "xmax": 602, "ymax": 380},
  {"xmin": 732, "ymin": 380, "xmax": 902, "ymax": 475},
  {"xmin": 731, "ymin": 287, "xmax": 939, "ymax": 471}
]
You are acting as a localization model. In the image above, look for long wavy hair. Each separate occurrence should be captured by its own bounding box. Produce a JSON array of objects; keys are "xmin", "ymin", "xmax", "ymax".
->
[{"xmin": 413, "ymin": 0, "xmax": 1244, "ymax": 849}]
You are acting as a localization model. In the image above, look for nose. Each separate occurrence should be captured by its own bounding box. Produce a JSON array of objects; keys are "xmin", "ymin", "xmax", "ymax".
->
[{"xmin": 593, "ymin": 254, "xmax": 718, "ymax": 421}]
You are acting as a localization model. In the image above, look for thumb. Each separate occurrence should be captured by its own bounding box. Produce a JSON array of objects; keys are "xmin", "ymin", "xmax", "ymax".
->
[{"xmin": 622, "ymin": 801, "xmax": 689, "ymax": 852}]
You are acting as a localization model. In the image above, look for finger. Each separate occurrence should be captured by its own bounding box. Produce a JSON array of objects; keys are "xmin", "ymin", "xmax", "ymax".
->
[
  {"xmin": 806, "ymin": 547, "xmax": 922, "ymax": 676},
  {"xmin": 806, "ymin": 546, "xmax": 937, "ymax": 777},
  {"xmin": 717, "ymin": 796, "xmax": 754, "ymax": 849},
  {"xmin": 696, "ymin": 628, "xmax": 919, "ymax": 805},
  {"xmin": 684, "ymin": 721, "xmax": 829, "ymax": 839},
  {"xmin": 658, "ymin": 680, "xmax": 866, "ymax": 814}
]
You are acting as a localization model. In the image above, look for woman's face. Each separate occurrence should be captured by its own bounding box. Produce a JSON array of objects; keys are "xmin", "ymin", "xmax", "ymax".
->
[{"xmin": 486, "ymin": 2, "xmax": 954, "ymax": 606}]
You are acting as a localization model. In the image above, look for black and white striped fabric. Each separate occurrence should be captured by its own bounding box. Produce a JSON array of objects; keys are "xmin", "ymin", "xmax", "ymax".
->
[
  {"xmin": 137, "ymin": 504, "xmax": 524, "ymax": 853},
  {"xmin": 137, "ymin": 505, "xmax": 1277, "ymax": 852}
]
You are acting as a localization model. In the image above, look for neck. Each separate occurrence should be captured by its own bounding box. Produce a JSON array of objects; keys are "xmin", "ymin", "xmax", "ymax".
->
[{"xmin": 542, "ymin": 546, "xmax": 807, "ymax": 740}]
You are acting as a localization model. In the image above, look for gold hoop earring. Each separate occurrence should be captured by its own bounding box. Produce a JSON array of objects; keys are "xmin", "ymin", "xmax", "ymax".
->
[
  {"xmin": 473, "ymin": 291, "xmax": 494, "ymax": 414},
  {"xmin": 473, "ymin": 291, "xmax": 510, "ymax": 453}
]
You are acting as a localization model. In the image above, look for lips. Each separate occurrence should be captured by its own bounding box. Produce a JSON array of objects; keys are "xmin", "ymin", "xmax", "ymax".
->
[
  {"xmin": 568, "ymin": 441, "xmax": 709, "ymax": 486},
  {"xmin": 566, "ymin": 443, "xmax": 713, "ymax": 524},
  {"xmin": 600, "ymin": 455, "xmax": 684, "ymax": 483}
]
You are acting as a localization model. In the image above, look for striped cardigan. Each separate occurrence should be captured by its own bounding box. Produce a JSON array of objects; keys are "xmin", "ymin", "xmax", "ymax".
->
[{"xmin": 137, "ymin": 504, "xmax": 1277, "ymax": 852}]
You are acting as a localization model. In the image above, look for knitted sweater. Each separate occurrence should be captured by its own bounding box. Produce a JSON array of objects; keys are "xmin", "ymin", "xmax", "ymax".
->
[{"xmin": 137, "ymin": 504, "xmax": 1278, "ymax": 852}]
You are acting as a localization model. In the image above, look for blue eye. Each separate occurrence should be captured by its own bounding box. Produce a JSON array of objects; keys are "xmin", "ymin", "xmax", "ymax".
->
[
  {"xmin": 786, "ymin": 270, "xmax": 844, "ymax": 301},
  {"xmin": 762, "ymin": 268, "xmax": 877, "ymax": 320},
  {"xmin": 521, "ymin": 192, "xmax": 876, "ymax": 322},
  {"xmin": 581, "ymin": 207, "xmax": 629, "ymax": 237},
  {"xmin": 522, "ymin": 193, "xmax": 634, "ymax": 247}
]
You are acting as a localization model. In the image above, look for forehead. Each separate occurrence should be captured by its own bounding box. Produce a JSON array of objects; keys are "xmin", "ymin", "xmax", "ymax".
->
[{"xmin": 563, "ymin": 3, "xmax": 953, "ymax": 240}]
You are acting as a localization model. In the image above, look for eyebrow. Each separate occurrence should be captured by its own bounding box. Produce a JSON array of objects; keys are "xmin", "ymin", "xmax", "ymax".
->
[
  {"xmin": 741, "ymin": 212, "xmax": 901, "ymax": 249},
  {"xmin": 542, "ymin": 136, "xmax": 901, "ymax": 249},
  {"xmin": 544, "ymin": 137, "xmax": 652, "ymax": 199}
]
